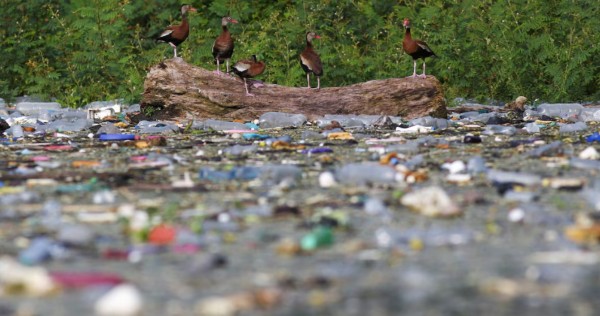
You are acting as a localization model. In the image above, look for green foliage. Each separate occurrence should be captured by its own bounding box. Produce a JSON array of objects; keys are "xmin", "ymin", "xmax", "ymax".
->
[{"xmin": 0, "ymin": 0, "xmax": 599, "ymax": 106}]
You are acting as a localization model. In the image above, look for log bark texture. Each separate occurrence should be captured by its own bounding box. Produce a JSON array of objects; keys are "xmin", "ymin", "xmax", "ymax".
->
[{"xmin": 141, "ymin": 58, "xmax": 447, "ymax": 121}]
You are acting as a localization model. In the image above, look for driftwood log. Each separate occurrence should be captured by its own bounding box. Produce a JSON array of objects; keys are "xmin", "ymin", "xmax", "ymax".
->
[{"xmin": 140, "ymin": 58, "xmax": 447, "ymax": 121}]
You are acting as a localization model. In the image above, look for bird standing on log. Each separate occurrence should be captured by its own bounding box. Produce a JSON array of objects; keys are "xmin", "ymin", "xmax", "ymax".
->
[
  {"xmin": 230, "ymin": 55, "xmax": 266, "ymax": 97},
  {"xmin": 156, "ymin": 4, "xmax": 197, "ymax": 58},
  {"xmin": 300, "ymin": 32, "xmax": 323, "ymax": 90},
  {"xmin": 212, "ymin": 16, "xmax": 238, "ymax": 75},
  {"xmin": 402, "ymin": 18, "xmax": 436, "ymax": 78}
]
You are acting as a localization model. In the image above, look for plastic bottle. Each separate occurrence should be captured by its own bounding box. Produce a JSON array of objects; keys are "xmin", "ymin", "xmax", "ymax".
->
[
  {"xmin": 259, "ymin": 112, "xmax": 307, "ymax": 128},
  {"xmin": 559, "ymin": 122, "xmax": 587, "ymax": 133},
  {"xmin": 125, "ymin": 104, "xmax": 141, "ymax": 113},
  {"xmin": 41, "ymin": 200, "xmax": 63, "ymax": 230},
  {"xmin": 487, "ymin": 169, "xmax": 541, "ymax": 186},
  {"xmin": 523, "ymin": 122, "xmax": 541, "ymax": 133},
  {"xmin": 44, "ymin": 117, "xmax": 93, "ymax": 132},
  {"xmin": 15, "ymin": 102, "xmax": 61, "ymax": 116},
  {"xmin": 570, "ymin": 158, "xmax": 600, "ymax": 170},
  {"xmin": 199, "ymin": 166, "xmax": 260, "ymax": 181},
  {"xmin": 364, "ymin": 197, "xmax": 391, "ymax": 219},
  {"xmin": 335, "ymin": 163, "xmax": 400, "ymax": 185},
  {"xmin": 317, "ymin": 115, "xmax": 364, "ymax": 128},
  {"xmin": 526, "ymin": 141, "xmax": 562, "ymax": 157},
  {"xmin": 301, "ymin": 130, "xmax": 325, "ymax": 140},
  {"xmin": 84, "ymin": 99, "xmax": 124, "ymax": 110},
  {"xmin": 467, "ymin": 156, "xmax": 487, "ymax": 174},
  {"xmin": 8, "ymin": 124, "xmax": 24, "ymax": 138},
  {"xmin": 222, "ymin": 144, "xmax": 258, "ymax": 155},
  {"xmin": 19, "ymin": 237, "xmax": 54, "ymax": 265},
  {"xmin": 198, "ymin": 119, "xmax": 250, "ymax": 131},
  {"xmin": 99, "ymin": 134, "xmax": 136, "ymax": 141},
  {"xmin": 586, "ymin": 132, "xmax": 600, "ymax": 143},
  {"xmin": 57, "ymin": 224, "xmax": 95, "ymax": 246},
  {"xmin": 410, "ymin": 116, "xmax": 449, "ymax": 129},
  {"xmin": 580, "ymin": 107, "xmax": 600, "ymax": 122},
  {"xmin": 96, "ymin": 123, "xmax": 122, "ymax": 135},
  {"xmin": 483, "ymin": 125, "xmax": 517, "ymax": 135},
  {"xmin": 300, "ymin": 226, "xmax": 334, "ymax": 251},
  {"xmin": 260, "ymin": 165, "xmax": 302, "ymax": 185},
  {"xmin": 135, "ymin": 120, "xmax": 179, "ymax": 134},
  {"xmin": 537, "ymin": 103, "xmax": 583, "ymax": 119}
]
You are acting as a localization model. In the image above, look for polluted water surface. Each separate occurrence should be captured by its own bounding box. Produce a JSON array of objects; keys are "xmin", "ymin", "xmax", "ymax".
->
[{"xmin": 1, "ymin": 98, "xmax": 600, "ymax": 315}]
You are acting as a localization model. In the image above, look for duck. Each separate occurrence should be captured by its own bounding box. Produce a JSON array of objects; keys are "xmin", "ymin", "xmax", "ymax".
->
[
  {"xmin": 156, "ymin": 4, "xmax": 197, "ymax": 58},
  {"xmin": 402, "ymin": 18, "xmax": 436, "ymax": 78},
  {"xmin": 212, "ymin": 16, "xmax": 238, "ymax": 75},
  {"xmin": 299, "ymin": 32, "xmax": 323, "ymax": 90},
  {"xmin": 230, "ymin": 55, "xmax": 266, "ymax": 96}
]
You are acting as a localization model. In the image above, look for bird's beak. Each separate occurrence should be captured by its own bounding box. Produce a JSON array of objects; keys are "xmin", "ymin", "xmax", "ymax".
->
[
  {"xmin": 231, "ymin": 19, "xmax": 239, "ymax": 24},
  {"xmin": 315, "ymin": 35, "xmax": 321, "ymax": 39},
  {"xmin": 189, "ymin": 7, "xmax": 198, "ymax": 12}
]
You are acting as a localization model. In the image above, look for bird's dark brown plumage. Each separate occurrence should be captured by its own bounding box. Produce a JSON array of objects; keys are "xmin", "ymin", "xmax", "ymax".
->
[
  {"xmin": 156, "ymin": 4, "xmax": 197, "ymax": 58},
  {"xmin": 212, "ymin": 16, "xmax": 238, "ymax": 74},
  {"xmin": 402, "ymin": 18, "xmax": 435, "ymax": 78},
  {"xmin": 300, "ymin": 32, "xmax": 323, "ymax": 89},
  {"xmin": 231, "ymin": 55, "xmax": 266, "ymax": 96}
]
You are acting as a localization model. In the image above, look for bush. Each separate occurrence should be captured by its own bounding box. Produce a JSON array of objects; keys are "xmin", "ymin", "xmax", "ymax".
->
[{"xmin": 0, "ymin": 0, "xmax": 598, "ymax": 106}]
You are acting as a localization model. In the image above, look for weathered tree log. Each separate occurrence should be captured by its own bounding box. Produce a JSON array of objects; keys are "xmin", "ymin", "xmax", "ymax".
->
[{"xmin": 140, "ymin": 58, "xmax": 447, "ymax": 121}]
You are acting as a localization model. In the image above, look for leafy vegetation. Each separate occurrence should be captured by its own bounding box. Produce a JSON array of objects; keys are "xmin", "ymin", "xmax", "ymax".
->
[{"xmin": 1, "ymin": 0, "xmax": 599, "ymax": 106}]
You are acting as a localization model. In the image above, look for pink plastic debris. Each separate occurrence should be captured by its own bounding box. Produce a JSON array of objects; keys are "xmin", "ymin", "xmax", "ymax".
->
[{"xmin": 50, "ymin": 271, "xmax": 124, "ymax": 289}]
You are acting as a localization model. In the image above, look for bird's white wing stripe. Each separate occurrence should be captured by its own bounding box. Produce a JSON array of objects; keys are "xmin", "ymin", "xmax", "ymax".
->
[
  {"xmin": 300, "ymin": 56, "xmax": 313, "ymax": 71},
  {"xmin": 233, "ymin": 63, "xmax": 251, "ymax": 72},
  {"xmin": 159, "ymin": 29, "xmax": 174, "ymax": 38},
  {"xmin": 417, "ymin": 43, "xmax": 432, "ymax": 52}
]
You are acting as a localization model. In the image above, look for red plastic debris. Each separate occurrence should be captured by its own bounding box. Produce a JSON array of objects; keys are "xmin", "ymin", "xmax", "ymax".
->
[{"xmin": 148, "ymin": 224, "xmax": 177, "ymax": 245}]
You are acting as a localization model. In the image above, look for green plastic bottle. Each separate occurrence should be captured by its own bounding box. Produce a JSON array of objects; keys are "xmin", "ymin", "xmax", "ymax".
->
[{"xmin": 301, "ymin": 226, "xmax": 334, "ymax": 251}]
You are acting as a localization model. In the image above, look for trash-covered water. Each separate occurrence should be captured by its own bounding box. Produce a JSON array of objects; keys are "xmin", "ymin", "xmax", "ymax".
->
[{"xmin": 1, "ymin": 98, "xmax": 600, "ymax": 315}]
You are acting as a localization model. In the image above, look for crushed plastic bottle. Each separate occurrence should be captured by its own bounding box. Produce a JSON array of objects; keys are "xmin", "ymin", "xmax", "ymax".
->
[
  {"xmin": 467, "ymin": 156, "xmax": 487, "ymax": 174},
  {"xmin": 487, "ymin": 169, "xmax": 542, "ymax": 186},
  {"xmin": 585, "ymin": 132, "xmax": 600, "ymax": 143},
  {"xmin": 409, "ymin": 116, "xmax": 449, "ymax": 129},
  {"xmin": 40, "ymin": 117, "xmax": 93, "ymax": 133},
  {"xmin": 537, "ymin": 103, "xmax": 583, "ymax": 120},
  {"xmin": 523, "ymin": 122, "xmax": 541, "ymax": 133},
  {"xmin": 335, "ymin": 163, "xmax": 400, "ymax": 185},
  {"xmin": 317, "ymin": 115, "xmax": 363, "ymax": 128},
  {"xmin": 135, "ymin": 120, "xmax": 179, "ymax": 134},
  {"xmin": 559, "ymin": 122, "xmax": 587, "ymax": 133},
  {"xmin": 41, "ymin": 200, "xmax": 63, "ymax": 230},
  {"xmin": 222, "ymin": 144, "xmax": 258, "ymax": 156},
  {"xmin": 199, "ymin": 166, "xmax": 260, "ymax": 181},
  {"xmin": 19, "ymin": 237, "xmax": 54, "ymax": 265},
  {"xmin": 195, "ymin": 119, "xmax": 250, "ymax": 131},
  {"xmin": 15, "ymin": 101, "xmax": 62, "ymax": 116},
  {"xmin": 526, "ymin": 141, "xmax": 563, "ymax": 157},
  {"xmin": 482, "ymin": 125, "xmax": 517, "ymax": 135},
  {"xmin": 259, "ymin": 112, "xmax": 307, "ymax": 128},
  {"xmin": 5, "ymin": 124, "xmax": 24, "ymax": 138},
  {"xmin": 580, "ymin": 107, "xmax": 600, "ymax": 122}
]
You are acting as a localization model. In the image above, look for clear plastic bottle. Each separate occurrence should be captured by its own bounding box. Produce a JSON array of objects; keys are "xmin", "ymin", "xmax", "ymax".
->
[
  {"xmin": 259, "ymin": 112, "xmax": 307, "ymax": 128},
  {"xmin": 335, "ymin": 163, "xmax": 400, "ymax": 185},
  {"xmin": 15, "ymin": 102, "xmax": 62, "ymax": 115}
]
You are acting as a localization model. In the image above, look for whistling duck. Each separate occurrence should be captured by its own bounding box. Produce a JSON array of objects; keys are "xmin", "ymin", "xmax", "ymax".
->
[
  {"xmin": 402, "ymin": 18, "xmax": 436, "ymax": 78},
  {"xmin": 300, "ymin": 32, "xmax": 323, "ymax": 90},
  {"xmin": 231, "ymin": 55, "xmax": 266, "ymax": 96},
  {"xmin": 212, "ymin": 16, "xmax": 238, "ymax": 75},
  {"xmin": 156, "ymin": 4, "xmax": 197, "ymax": 58}
]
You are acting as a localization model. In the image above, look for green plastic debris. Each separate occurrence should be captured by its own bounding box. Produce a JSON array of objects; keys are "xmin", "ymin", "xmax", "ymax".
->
[{"xmin": 301, "ymin": 226, "xmax": 334, "ymax": 251}]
